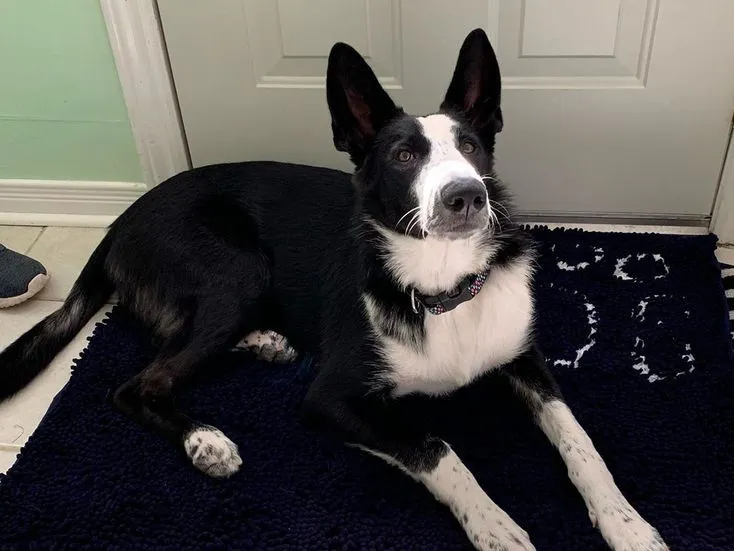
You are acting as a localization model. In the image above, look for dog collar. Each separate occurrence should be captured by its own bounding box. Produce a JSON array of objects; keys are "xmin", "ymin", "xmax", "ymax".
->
[{"xmin": 410, "ymin": 271, "xmax": 489, "ymax": 315}]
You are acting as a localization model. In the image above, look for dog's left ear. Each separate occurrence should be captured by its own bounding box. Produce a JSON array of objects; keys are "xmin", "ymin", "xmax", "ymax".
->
[
  {"xmin": 327, "ymin": 42, "xmax": 401, "ymax": 166},
  {"xmin": 441, "ymin": 29, "xmax": 503, "ymax": 135}
]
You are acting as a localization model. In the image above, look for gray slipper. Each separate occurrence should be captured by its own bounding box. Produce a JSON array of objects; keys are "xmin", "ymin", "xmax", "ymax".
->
[{"xmin": 0, "ymin": 244, "xmax": 50, "ymax": 308}]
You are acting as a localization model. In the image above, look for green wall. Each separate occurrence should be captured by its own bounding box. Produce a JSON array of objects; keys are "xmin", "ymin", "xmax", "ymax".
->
[{"xmin": 0, "ymin": 0, "xmax": 143, "ymax": 182}]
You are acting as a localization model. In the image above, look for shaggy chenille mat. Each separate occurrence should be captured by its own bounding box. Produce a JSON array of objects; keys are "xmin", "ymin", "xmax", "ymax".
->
[{"xmin": 1, "ymin": 229, "xmax": 732, "ymax": 550}]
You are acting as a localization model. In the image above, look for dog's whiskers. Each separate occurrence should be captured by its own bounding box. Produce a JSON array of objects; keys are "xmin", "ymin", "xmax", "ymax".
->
[
  {"xmin": 488, "ymin": 199, "xmax": 510, "ymax": 222},
  {"xmin": 405, "ymin": 212, "xmax": 422, "ymax": 237},
  {"xmin": 487, "ymin": 209, "xmax": 500, "ymax": 232},
  {"xmin": 396, "ymin": 207, "xmax": 421, "ymax": 230}
]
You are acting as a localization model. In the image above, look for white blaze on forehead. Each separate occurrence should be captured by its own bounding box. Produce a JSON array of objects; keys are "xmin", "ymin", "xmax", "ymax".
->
[
  {"xmin": 417, "ymin": 114, "xmax": 462, "ymax": 159},
  {"xmin": 415, "ymin": 114, "xmax": 484, "ymax": 226}
]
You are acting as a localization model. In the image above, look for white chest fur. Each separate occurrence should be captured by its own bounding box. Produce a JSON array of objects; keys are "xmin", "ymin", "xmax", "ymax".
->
[{"xmin": 365, "ymin": 256, "xmax": 535, "ymax": 397}]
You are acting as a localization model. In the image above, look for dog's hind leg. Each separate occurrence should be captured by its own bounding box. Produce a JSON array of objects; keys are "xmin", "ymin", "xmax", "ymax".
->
[{"xmin": 113, "ymin": 287, "xmax": 265, "ymax": 478}]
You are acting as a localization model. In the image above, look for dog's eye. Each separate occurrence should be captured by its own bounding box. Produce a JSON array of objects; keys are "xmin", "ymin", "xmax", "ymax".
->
[
  {"xmin": 461, "ymin": 141, "xmax": 476, "ymax": 154},
  {"xmin": 396, "ymin": 149, "xmax": 414, "ymax": 162}
]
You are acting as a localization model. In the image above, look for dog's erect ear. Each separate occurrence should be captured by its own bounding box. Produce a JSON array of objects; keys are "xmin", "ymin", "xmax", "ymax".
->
[
  {"xmin": 441, "ymin": 29, "xmax": 503, "ymax": 135},
  {"xmin": 327, "ymin": 42, "xmax": 400, "ymax": 164}
]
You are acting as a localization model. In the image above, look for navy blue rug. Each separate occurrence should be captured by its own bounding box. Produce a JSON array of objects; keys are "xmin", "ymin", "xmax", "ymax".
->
[{"xmin": 1, "ymin": 229, "xmax": 732, "ymax": 551}]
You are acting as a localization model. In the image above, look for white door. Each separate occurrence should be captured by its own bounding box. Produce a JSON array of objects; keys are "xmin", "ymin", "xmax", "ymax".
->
[{"xmin": 158, "ymin": 0, "xmax": 734, "ymax": 219}]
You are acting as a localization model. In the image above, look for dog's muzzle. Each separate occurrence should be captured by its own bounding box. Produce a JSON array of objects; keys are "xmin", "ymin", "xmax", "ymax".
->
[{"xmin": 429, "ymin": 178, "xmax": 489, "ymax": 237}]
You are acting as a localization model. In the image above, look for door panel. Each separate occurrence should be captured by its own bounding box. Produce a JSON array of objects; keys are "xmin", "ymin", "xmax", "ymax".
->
[{"xmin": 159, "ymin": 0, "xmax": 734, "ymax": 217}]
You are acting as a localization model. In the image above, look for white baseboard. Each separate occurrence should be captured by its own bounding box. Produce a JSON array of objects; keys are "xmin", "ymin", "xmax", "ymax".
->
[
  {"xmin": 0, "ymin": 179, "xmax": 717, "ymax": 233},
  {"xmin": 522, "ymin": 221, "xmax": 709, "ymax": 235},
  {"xmin": 0, "ymin": 179, "xmax": 147, "ymax": 227},
  {"xmin": 715, "ymin": 245, "xmax": 734, "ymax": 265}
]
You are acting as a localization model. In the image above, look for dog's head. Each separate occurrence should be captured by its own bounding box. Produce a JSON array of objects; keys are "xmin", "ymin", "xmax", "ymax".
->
[{"xmin": 327, "ymin": 29, "xmax": 504, "ymax": 240}]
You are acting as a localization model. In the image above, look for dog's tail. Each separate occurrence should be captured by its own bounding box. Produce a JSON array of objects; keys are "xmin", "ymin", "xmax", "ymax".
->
[{"xmin": 0, "ymin": 233, "xmax": 115, "ymax": 402}]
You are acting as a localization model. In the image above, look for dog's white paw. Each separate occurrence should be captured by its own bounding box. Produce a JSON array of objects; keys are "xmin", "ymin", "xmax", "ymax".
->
[
  {"xmin": 456, "ymin": 502, "xmax": 536, "ymax": 551},
  {"xmin": 235, "ymin": 330, "xmax": 298, "ymax": 363},
  {"xmin": 593, "ymin": 504, "xmax": 668, "ymax": 551},
  {"xmin": 183, "ymin": 425, "xmax": 242, "ymax": 478}
]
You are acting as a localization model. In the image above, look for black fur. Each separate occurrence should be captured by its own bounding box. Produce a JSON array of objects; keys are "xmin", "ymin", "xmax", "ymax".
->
[
  {"xmin": 0, "ymin": 28, "xmax": 531, "ymax": 469},
  {"xmin": 0, "ymin": 28, "xmax": 531, "ymax": 460},
  {"xmin": 0, "ymin": 29, "xmax": 666, "ymax": 550}
]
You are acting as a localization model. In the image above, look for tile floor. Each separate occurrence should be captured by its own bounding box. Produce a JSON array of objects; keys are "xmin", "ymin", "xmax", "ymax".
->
[
  {"xmin": 0, "ymin": 223, "xmax": 732, "ymax": 475},
  {"xmin": 0, "ymin": 226, "xmax": 111, "ymax": 473}
]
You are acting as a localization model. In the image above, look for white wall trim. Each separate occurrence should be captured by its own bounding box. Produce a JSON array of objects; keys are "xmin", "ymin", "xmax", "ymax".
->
[
  {"xmin": 100, "ymin": 0, "xmax": 190, "ymax": 188},
  {"xmin": 0, "ymin": 213, "xmax": 120, "ymax": 228},
  {"xmin": 711, "ymin": 127, "xmax": 734, "ymax": 244},
  {"xmin": 0, "ymin": 179, "xmax": 147, "ymax": 227}
]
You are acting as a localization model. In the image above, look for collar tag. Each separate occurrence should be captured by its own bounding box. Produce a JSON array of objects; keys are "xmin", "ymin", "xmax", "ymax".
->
[{"xmin": 410, "ymin": 288, "xmax": 421, "ymax": 314}]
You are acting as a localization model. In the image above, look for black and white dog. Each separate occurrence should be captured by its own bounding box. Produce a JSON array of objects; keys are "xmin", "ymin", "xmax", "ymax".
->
[{"xmin": 0, "ymin": 30, "xmax": 667, "ymax": 551}]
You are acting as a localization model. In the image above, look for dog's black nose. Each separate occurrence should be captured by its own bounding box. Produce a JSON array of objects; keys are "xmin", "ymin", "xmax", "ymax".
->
[{"xmin": 440, "ymin": 179, "xmax": 487, "ymax": 213}]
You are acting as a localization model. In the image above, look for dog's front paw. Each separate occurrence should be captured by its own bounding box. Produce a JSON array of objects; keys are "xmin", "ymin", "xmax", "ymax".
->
[
  {"xmin": 457, "ymin": 504, "xmax": 536, "ymax": 551},
  {"xmin": 183, "ymin": 425, "xmax": 242, "ymax": 478},
  {"xmin": 235, "ymin": 330, "xmax": 298, "ymax": 363},
  {"xmin": 594, "ymin": 504, "xmax": 668, "ymax": 551}
]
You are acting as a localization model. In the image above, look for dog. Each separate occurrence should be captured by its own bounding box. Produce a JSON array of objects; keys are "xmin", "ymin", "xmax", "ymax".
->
[{"xmin": 0, "ymin": 29, "xmax": 667, "ymax": 551}]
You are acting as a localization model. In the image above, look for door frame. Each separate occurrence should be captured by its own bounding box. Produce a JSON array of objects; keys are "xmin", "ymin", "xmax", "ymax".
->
[
  {"xmin": 711, "ymin": 121, "xmax": 734, "ymax": 244},
  {"xmin": 99, "ymin": 0, "xmax": 190, "ymax": 188}
]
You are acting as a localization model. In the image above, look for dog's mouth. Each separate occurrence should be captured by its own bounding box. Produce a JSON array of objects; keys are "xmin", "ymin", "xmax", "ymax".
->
[{"xmin": 425, "ymin": 212, "xmax": 491, "ymax": 240}]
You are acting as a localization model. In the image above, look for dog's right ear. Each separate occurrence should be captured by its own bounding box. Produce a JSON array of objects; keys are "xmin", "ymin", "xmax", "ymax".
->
[{"xmin": 326, "ymin": 42, "xmax": 400, "ymax": 165}]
